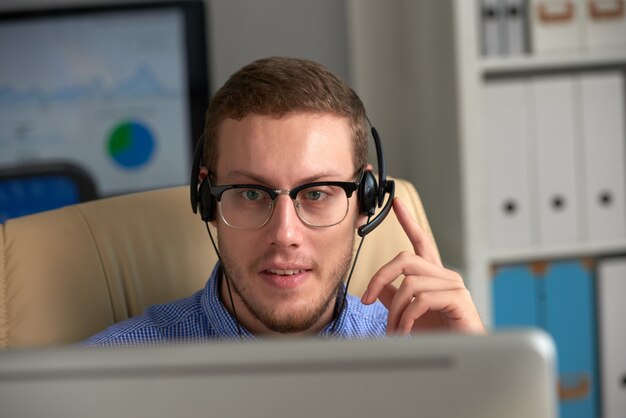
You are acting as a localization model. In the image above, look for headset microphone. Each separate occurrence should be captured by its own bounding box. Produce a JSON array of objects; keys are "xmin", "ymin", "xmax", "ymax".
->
[{"xmin": 357, "ymin": 180, "xmax": 395, "ymax": 237}]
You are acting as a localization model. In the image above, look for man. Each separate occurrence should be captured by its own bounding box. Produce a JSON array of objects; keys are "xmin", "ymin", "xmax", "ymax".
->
[{"xmin": 85, "ymin": 57, "xmax": 485, "ymax": 345}]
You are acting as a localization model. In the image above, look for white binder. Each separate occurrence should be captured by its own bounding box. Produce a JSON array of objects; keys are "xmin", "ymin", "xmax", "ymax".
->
[
  {"xmin": 530, "ymin": 75, "xmax": 581, "ymax": 245},
  {"xmin": 597, "ymin": 257, "xmax": 626, "ymax": 418},
  {"xmin": 482, "ymin": 0, "xmax": 506, "ymax": 55},
  {"xmin": 503, "ymin": 0, "xmax": 529, "ymax": 55},
  {"xmin": 579, "ymin": 71, "xmax": 626, "ymax": 242},
  {"xmin": 485, "ymin": 80, "xmax": 534, "ymax": 248},
  {"xmin": 530, "ymin": 0, "xmax": 583, "ymax": 54},
  {"xmin": 582, "ymin": 0, "xmax": 626, "ymax": 51}
]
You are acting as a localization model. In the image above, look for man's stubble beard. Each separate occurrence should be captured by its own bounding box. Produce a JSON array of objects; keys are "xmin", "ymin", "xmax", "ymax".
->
[{"xmin": 218, "ymin": 233, "xmax": 356, "ymax": 334}]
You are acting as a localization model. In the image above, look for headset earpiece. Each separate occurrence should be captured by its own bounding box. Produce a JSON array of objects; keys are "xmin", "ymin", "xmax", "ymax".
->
[
  {"xmin": 190, "ymin": 134, "xmax": 217, "ymax": 222},
  {"xmin": 198, "ymin": 177, "xmax": 216, "ymax": 222},
  {"xmin": 355, "ymin": 122, "xmax": 395, "ymax": 237},
  {"xmin": 358, "ymin": 170, "xmax": 378, "ymax": 217},
  {"xmin": 358, "ymin": 180, "xmax": 395, "ymax": 237},
  {"xmin": 190, "ymin": 136, "xmax": 205, "ymax": 216}
]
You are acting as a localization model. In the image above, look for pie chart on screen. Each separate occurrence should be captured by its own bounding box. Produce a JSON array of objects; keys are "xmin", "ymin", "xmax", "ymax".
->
[{"xmin": 107, "ymin": 120, "xmax": 156, "ymax": 169}]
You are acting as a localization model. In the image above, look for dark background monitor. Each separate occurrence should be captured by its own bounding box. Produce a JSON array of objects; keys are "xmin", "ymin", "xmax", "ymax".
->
[
  {"xmin": 0, "ymin": 0, "xmax": 209, "ymax": 214},
  {"xmin": 0, "ymin": 162, "xmax": 97, "ymax": 222}
]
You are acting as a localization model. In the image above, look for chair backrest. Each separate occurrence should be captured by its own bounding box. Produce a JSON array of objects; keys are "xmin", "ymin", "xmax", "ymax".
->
[{"xmin": 0, "ymin": 178, "xmax": 433, "ymax": 348}]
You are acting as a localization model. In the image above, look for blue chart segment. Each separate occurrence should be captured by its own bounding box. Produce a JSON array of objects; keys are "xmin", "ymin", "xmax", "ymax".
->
[{"xmin": 107, "ymin": 121, "xmax": 156, "ymax": 169}]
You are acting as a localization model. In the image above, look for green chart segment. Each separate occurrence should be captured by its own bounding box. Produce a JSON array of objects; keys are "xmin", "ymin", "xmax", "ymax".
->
[{"xmin": 107, "ymin": 121, "xmax": 156, "ymax": 169}]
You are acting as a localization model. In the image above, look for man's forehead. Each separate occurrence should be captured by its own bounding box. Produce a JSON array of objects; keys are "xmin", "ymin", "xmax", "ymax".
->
[
  {"xmin": 213, "ymin": 113, "xmax": 356, "ymax": 184},
  {"xmin": 215, "ymin": 112, "xmax": 353, "ymax": 151}
]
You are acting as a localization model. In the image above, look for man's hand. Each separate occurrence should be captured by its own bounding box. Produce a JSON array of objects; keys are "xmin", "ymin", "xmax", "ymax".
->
[{"xmin": 361, "ymin": 197, "xmax": 487, "ymax": 335}]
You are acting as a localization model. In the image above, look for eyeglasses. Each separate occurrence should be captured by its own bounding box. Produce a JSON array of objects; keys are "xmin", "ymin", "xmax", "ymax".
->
[{"xmin": 209, "ymin": 179, "xmax": 360, "ymax": 230}]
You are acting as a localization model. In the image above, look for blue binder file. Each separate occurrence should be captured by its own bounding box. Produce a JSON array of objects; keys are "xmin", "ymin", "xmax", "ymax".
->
[
  {"xmin": 493, "ymin": 259, "xmax": 600, "ymax": 418},
  {"xmin": 492, "ymin": 264, "xmax": 538, "ymax": 327},
  {"xmin": 544, "ymin": 261, "xmax": 599, "ymax": 418}
]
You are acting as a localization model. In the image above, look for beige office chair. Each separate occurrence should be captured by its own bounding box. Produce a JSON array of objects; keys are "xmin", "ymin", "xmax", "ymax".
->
[{"xmin": 0, "ymin": 178, "xmax": 434, "ymax": 348}]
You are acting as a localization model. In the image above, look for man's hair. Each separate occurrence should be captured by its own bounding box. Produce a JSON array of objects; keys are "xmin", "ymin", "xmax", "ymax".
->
[{"xmin": 203, "ymin": 56, "xmax": 368, "ymax": 175}]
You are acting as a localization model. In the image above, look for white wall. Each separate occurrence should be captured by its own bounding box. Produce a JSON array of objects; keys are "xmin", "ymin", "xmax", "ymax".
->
[
  {"xmin": 347, "ymin": 0, "xmax": 464, "ymax": 268},
  {"xmin": 208, "ymin": 0, "xmax": 349, "ymax": 90}
]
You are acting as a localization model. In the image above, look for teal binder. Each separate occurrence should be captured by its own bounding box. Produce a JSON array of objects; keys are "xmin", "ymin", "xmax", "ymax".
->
[
  {"xmin": 492, "ymin": 259, "xmax": 599, "ymax": 418},
  {"xmin": 492, "ymin": 264, "xmax": 538, "ymax": 327},
  {"xmin": 545, "ymin": 261, "xmax": 599, "ymax": 418}
]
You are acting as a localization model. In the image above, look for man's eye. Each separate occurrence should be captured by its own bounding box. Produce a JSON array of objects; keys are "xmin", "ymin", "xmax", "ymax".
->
[
  {"xmin": 303, "ymin": 190, "xmax": 327, "ymax": 201},
  {"xmin": 242, "ymin": 190, "xmax": 263, "ymax": 201}
]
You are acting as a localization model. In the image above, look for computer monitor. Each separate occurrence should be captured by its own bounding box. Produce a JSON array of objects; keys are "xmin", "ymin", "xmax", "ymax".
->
[
  {"xmin": 0, "ymin": 1, "xmax": 209, "ymax": 197},
  {"xmin": 0, "ymin": 162, "xmax": 97, "ymax": 222},
  {"xmin": 0, "ymin": 330, "xmax": 558, "ymax": 418}
]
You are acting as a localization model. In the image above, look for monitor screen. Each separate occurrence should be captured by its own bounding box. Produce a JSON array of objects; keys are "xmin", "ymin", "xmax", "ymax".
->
[
  {"xmin": 0, "ymin": 330, "xmax": 559, "ymax": 418},
  {"xmin": 0, "ymin": 1, "xmax": 209, "ymax": 197}
]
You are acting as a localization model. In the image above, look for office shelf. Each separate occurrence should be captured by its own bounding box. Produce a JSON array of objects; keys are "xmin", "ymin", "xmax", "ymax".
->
[
  {"xmin": 489, "ymin": 241, "xmax": 626, "ymax": 265},
  {"xmin": 480, "ymin": 50, "xmax": 626, "ymax": 76}
]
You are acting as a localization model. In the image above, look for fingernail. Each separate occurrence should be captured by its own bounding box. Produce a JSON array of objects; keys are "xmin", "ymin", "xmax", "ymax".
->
[{"xmin": 361, "ymin": 289, "xmax": 370, "ymax": 304}]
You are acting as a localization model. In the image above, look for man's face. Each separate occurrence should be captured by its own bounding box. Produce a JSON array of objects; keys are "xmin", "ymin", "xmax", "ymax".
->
[{"xmin": 213, "ymin": 112, "xmax": 361, "ymax": 335}]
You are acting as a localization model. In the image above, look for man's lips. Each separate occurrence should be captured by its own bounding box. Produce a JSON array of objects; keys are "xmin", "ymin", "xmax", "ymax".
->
[
  {"xmin": 267, "ymin": 268, "xmax": 307, "ymax": 276},
  {"xmin": 260, "ymin": 267, "xmax": 312, "ymax": 289}
]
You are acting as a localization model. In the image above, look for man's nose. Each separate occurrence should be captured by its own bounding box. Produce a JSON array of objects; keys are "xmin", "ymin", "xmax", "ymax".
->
[{"xmin": 265, "ymin": 195, "xmax": 303, "ymax": 247}]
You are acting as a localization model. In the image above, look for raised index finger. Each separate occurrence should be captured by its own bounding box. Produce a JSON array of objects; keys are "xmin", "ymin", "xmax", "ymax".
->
[{"xmin": 392, "ymin": 196, "xmax": 442, "ymax": 267}]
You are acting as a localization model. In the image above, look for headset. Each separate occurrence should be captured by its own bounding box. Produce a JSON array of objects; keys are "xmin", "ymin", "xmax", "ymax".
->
[{"xmin": 190, "ymin": 121, "xmax": 395, "ymax": 237}]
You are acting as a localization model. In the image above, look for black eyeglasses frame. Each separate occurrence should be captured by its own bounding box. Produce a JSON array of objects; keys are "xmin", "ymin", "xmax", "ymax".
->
[{"xmin": 208, "ymin": 180, "xmax": 359, "ymax": 202}]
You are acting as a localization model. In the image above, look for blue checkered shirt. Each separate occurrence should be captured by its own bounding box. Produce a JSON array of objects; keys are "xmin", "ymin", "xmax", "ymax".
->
[{"xmin": 84, "ymin": 263, "xmax": 389, "ymax": 346}]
